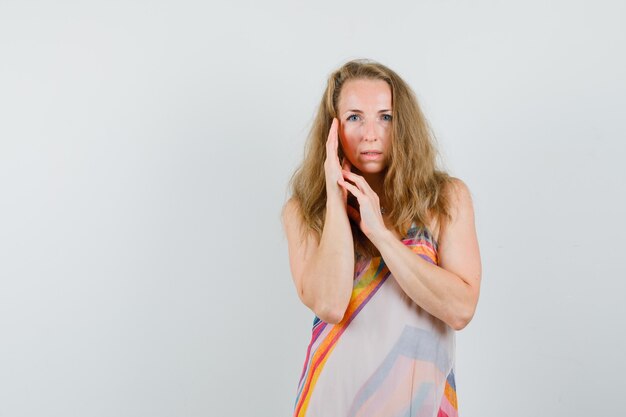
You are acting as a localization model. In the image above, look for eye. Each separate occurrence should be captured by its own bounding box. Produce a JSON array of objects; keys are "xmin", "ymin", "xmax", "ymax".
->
[
  {"xmin": 347, "ymin": 114, "xmax": 360, "ymax": 122},
  {"xmin": 381, "ymin": 114, "xmax": 392, "ymax": 122}
]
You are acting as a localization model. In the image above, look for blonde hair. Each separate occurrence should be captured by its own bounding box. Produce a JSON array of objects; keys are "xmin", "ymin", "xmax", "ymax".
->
[{"xmin": 286, "ymin": 58, "xmax": 455, "ymax": 258}]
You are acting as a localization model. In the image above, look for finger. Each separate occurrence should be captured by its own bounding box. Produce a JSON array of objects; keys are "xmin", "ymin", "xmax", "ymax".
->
[
  {"xmin": 341, "ymin": 170, "xmax": 376, "ymax": 199},
  {"xmin": 326, "ymin": 118, "xmax": 338, "ymax": 152},
  {"xmin": 338, "ymin": 178, "xmax": 364, "ymax": 200},
  {"xmin": 339, "ymin": 176, "xmax": 348, "ymax": 201},
  {"xmin": 335, "ymin": 119, "xmax": 342, "ymax": 159},
  {"xmin": 342, "ymin": 171, "xmax": 382, "ymax": 204},
  {"xmin": 331, "ymin": 118, "xmax": 338, "ymax": 145},
  {"xmin": 334, "ymin": 118, "xmax": 339, "ymax": 152}
]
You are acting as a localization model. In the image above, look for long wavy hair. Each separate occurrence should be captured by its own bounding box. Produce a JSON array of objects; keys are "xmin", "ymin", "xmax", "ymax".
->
[{"xmin": 286, "ymin": 59, "xmax": 455, "ymax": 258}]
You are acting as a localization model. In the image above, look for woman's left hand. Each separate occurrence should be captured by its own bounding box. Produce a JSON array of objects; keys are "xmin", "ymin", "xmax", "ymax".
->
[{"xmin": 338, "ymin": 169, "xmax": 388, "ymax": 239}]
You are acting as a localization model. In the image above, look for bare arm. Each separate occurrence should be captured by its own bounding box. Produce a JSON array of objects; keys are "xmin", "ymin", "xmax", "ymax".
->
[
  {"xmin": 282, "ymin": 196, "xmax": 354, "ymax": 324},
  {"xmin": 281, "ymin": 118, "xmax": 357, "ymax": 324},
  {"xmin": 339, "ymin": 173, "xmax": 482, "ymax": 330},
  {"xmin": 366, "ymin": 178, "xmax": 481, "ymax": 330}
]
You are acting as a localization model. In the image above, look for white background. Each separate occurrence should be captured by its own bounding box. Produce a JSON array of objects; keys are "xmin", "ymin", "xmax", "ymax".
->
[{"xmin": 1, "ymin": 1, "xmax": 625, "ymax": 416}]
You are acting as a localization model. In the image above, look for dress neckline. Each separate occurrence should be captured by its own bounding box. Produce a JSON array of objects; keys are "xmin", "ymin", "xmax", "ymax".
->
[
  {"xmin": 356, "ymin": 222, "xmax": 439, "ymax": 262},
  {"xmin": 407, "ymin": 223, "xmax": 439, "ymax": 248}
]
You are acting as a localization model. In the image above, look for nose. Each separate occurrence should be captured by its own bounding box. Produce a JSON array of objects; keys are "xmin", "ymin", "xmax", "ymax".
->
[{"xmin": 362, "ymin": 119, "xmax": 378, "ymax": 142}]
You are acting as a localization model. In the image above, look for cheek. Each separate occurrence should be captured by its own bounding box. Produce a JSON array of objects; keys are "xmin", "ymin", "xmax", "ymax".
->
[
  {"xmin": 341, "ymin": 139, "xmax": 357, "ymax": 156},
  {"xmin": 339, "ymin": 130, "xmax": 358, "ymax": 151},
  {"xmin": 383, "ymin": 129, "xmax": 392, "ymax": 149},
  {"xmin": 382, "ymin": 124, "xmax": 392, "ymax": 138}
]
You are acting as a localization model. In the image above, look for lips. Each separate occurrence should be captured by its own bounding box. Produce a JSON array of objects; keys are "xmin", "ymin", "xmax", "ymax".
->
[{"xmin": 361, "ymin": 151, "xmax": 383, "ymax": 160}]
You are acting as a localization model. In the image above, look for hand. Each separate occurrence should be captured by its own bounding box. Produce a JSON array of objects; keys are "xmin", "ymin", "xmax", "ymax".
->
[
  {"xmin": 324, "ymin": 118, "xmax": 349, "ymax": 208},
  {"xmin": 338, "ymin": 170, "xmax": 387, "ymax": 239}
]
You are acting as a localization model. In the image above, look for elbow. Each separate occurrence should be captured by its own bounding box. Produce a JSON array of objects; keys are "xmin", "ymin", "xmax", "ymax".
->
[
  {"xmin": 450, "ymin": 302, "xmax": 477, "ymax": 331},
  {"xmin": 451, "ymin": 314, "xmax": 471, "ymax": 331},
  {"xmin": 299, "ymin": 274, "xmax": 351, "ymax": 325},
  {"xmin": 299, "ymin": 288, "xmax": 347, "ymax": 325},
  {"xmin": 450, "ymin": 283, "xmax": 480, "ymax": 331},
  {"xmin": 315, "ymin": 303, "xmax": 347, "ymax": 325}
]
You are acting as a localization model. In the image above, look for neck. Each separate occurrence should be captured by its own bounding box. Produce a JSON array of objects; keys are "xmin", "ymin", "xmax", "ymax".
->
[{"xmin": 359, "ymin": 171, "xmax": 387, "ymax": 207}]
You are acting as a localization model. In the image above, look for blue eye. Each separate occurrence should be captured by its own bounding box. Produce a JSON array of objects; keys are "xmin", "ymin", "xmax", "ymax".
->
[
  {"xmin": 347, "ymin": 114, "xmax": 360, "ymax": 122},
  {"xmin": 382, "ymin": 114, "xmax": 392, "ymax": 121}
]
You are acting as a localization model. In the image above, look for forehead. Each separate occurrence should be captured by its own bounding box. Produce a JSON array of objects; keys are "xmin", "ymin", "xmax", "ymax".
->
[{"xmin": 338, "ymin": 79, "xmax": 392, "ymax": 111}]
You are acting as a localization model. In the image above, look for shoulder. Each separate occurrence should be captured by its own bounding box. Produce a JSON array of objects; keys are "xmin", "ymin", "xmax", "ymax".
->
[
  {"xmin": 438, "ymin": 176, "xmax": 479, "ymax": 255},
  {"xmin": 444, "ymin": 177, "xmax": 474, "ymax": 216},
  {"xmin": 281, "ymin": 197, "xmax": 318, "ymax": 245},
  {"xmin": 446, "ymin": 177, "xmax": 474, "ymax": 223},
  {"xmin": 281, "ymin": 197, "xmax": 299, "ymax": 218},
  {"xmin": 428, "ymin": 177, "xmax": 473, "ymax": 242},
  {"xmin": 281, "ymin": 197, "xmax": 301, "ymax": 233},
  {"xmin": 281, "ymin": 197, "xmax": 304, "ymax": 227}
]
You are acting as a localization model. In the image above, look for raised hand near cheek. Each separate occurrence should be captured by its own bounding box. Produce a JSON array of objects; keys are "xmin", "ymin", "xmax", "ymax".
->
[
  {"xmin": 339, "ymin": 156, "xmax": 352, "ymax": 208},
  {"xmin": 324, "ymin": 118, "xmax": 345, "ymax": 203},
  {"xmin": 338, "ymin": 170, "xmax": 388, "ymax": 239}
]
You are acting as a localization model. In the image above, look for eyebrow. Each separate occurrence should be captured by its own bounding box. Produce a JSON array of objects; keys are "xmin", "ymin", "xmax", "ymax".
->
[{"xmin": 344, "ymin": 109, "xmax": 392, "ymax": 114}]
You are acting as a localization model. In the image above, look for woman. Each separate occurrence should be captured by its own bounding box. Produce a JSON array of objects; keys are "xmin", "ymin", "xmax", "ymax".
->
[{"xmin": 282, "ymin": 59, "xmax": 481, "ymax": 417}]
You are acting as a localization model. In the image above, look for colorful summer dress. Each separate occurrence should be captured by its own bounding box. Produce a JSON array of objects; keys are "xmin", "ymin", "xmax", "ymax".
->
[{"xmin": 292, "ymin": 222, "xmax": 458, "ymax": 417}]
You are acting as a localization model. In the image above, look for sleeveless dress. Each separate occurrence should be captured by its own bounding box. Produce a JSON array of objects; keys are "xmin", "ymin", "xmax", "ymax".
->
[{"xmin": 292, "ymin": 222, "xmax": 458, "ymax": 417}]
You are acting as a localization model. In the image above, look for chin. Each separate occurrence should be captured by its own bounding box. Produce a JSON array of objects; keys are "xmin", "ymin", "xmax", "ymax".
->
[{"xmin": 355, "ymin": 166, "xmax": 386, "ymax": 176}]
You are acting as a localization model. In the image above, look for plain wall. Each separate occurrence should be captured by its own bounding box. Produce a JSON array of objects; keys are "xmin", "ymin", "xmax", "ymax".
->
[{"xmin": 1, "ymin": 1, "xmax": 624, "ymax": 416}]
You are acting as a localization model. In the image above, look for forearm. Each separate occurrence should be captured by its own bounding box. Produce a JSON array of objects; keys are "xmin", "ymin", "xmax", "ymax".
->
[
  {"xmin": 370, "ymin": 229, "xmax": 476, "ymax": 330},
  {"xmin": 300, "ymin": 197, "xmax": 355, "ymax": 323}
]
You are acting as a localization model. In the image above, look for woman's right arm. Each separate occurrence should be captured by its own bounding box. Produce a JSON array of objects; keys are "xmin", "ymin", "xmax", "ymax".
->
[
  {"xmin": 281, "ymin": 118, "xmax": 355, "ymax": 324},
  {"xmin": 282, "ymin": 196, "xmax": 354, "ymax": 325}
]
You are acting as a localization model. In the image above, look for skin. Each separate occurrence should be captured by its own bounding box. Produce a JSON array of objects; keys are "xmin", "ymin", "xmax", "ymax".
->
[
  {"xmin": 334, "ymin": 78, "xmax": 482, "ymax": 330},
  {"xmin": 281, "ymin": 117, "xmax": 356, "ymax": 325},
  {"xmin": 282, "ymin": 77, "xmax": 482, "ymax": 329},
  {"xmin": 335, "ymin": 78, "xmax": 393, "ymax": 238},
  {"xmin": 337, "ymin": 79, "xmax": 392, "ymax": 199},
  {"xmin": 337, "ymin": 79, "xmax": 392, "ymax": 239}
]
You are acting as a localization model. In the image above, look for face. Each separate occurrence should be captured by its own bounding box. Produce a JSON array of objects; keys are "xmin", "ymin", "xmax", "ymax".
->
[{"xmin": 337, "ymin": 78, "xmax": 392, "ymax": 179}]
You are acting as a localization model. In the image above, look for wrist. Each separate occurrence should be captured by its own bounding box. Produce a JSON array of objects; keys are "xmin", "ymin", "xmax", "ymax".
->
[{"xmin": 368, "ymin": 226, "xmax": 395, "ymax": 248}]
